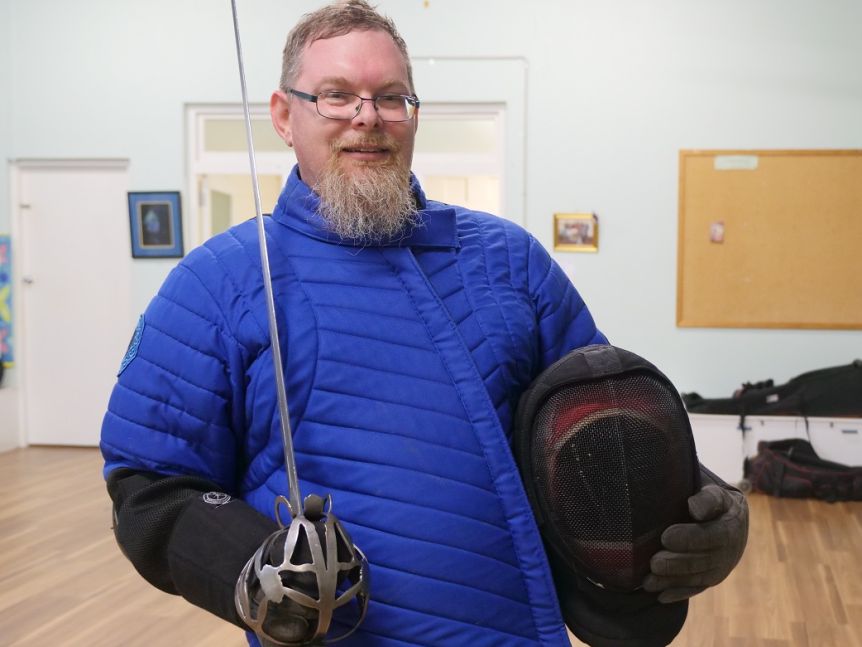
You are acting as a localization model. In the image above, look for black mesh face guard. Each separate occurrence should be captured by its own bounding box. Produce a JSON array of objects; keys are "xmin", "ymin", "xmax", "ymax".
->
[{"xmin": 515, "ymin": 346, "xmax": 700, "ymax": 593}]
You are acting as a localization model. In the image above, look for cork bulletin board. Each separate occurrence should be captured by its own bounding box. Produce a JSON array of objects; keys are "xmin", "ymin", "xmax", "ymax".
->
[{"xmin": 677, "ymin": 149, "xmax": 862, "ymax": 329}]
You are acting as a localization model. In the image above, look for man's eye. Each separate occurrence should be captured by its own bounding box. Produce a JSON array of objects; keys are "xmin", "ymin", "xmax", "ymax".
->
[
  {"xmin": 321, "ymin": 92, "xmax": 352, "ymax": 106},
  {"xmin": 376, "ymin": 95, "xmax": 405, "ymax": 109}
]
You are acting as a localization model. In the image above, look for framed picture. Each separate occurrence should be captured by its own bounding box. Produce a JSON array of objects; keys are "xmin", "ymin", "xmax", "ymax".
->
[
  {"xmin": 128, "ymin": 191, "xmax": 184, "ymax": 258},
  {"xmin": 554, "ymin": 213, "xmax": 599, "ymax": 252}
]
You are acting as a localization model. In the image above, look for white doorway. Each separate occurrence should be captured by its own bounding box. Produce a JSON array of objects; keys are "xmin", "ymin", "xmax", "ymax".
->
[
  {"xmin": 11, "ymin": 160, "xmax": 133, "ymax": 446},
  {"xmin": 411, "ymin": 104, "xmax": 505, "ymax": 216},
  {"xmin": 187, "ymin": 106, "xmax": 295, "ymax": 247}
]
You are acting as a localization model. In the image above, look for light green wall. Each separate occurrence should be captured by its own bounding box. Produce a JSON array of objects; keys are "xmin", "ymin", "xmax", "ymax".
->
[{"xmin": 2, "ymin": 0, "xmax": 861, "ymax": 425}]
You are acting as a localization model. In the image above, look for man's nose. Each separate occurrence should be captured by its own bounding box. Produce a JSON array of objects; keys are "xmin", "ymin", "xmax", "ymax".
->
[{"xmin": 352, "ymin": 98, "xmax": 382, "ymax": 128}]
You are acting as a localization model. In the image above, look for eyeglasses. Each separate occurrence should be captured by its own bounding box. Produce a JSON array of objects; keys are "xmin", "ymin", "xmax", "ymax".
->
[{"xmin": 288, "ymin": 88, "xmax": 420, "ymax": 122}]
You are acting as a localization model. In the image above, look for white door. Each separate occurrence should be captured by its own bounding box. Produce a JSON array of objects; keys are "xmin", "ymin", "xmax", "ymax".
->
[{"xmin": 15, "ymin": 160, "xmax": 133, "ymax": 446}]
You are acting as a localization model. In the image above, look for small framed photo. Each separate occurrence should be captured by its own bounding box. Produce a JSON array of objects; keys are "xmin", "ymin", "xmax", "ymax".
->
[
  {"xmin": 554, "ymin": 213, "xmax": 599, "ymax": 252},
  {"xmin": 128, "ymin": 191, "xmax": 184, "ymax": 258}
]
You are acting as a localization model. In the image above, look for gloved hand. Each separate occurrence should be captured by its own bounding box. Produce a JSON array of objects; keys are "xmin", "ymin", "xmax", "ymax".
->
[
  {"xmin": 240, "ymin": 523, "xmax": 323, "ymax": 646},
  {"xmin": 643, "ymin": 484, "xmax": 749, "ymax": 603},
  {"xmin": 236, "ymin": 495, "xmax": 368, "ymax": 646}
]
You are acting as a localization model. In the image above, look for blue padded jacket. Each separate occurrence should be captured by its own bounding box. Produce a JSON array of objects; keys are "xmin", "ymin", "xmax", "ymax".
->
[{"xmin": 101, "ymin": 167, "xmax": 607, "ymax": 646}]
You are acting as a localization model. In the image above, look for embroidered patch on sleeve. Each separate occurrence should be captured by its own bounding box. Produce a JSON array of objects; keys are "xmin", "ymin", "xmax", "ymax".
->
[{"xmin": 118, "ymin": 315, "xmax": 145, "ymax": 376}]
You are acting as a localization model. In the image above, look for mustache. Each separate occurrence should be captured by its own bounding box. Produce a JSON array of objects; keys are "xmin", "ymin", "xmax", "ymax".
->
[{"xmin": 331, "ymin": 134, "xmax": 401, "ymax": 154}]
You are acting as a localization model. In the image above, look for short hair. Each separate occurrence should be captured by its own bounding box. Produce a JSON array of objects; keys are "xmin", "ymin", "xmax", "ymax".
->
[{"xmin": 280, "ymin": 0, "xmax": 414, "ymax": 94}]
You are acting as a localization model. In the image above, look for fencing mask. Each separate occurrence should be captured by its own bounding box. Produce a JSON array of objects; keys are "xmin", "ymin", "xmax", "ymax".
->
[{"xmin": 513, "ymin": 344, "xmax": 700, "ymax": 647}]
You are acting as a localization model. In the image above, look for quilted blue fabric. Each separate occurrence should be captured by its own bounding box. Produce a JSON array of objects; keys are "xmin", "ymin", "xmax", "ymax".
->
[{"xmin": 101, "ymin": 167, "xmax": 606, "ymax": 646}]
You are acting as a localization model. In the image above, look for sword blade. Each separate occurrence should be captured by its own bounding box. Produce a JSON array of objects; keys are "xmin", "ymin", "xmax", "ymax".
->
[{"xmin": 229, "ymin": 0, "xmax": 302, "ymax": 517}]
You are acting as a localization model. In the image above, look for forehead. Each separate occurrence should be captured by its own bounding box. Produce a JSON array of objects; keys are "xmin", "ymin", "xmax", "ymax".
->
[{"xmin": 297, "ymin": 29, "xmax": 410, "ymax": 90}]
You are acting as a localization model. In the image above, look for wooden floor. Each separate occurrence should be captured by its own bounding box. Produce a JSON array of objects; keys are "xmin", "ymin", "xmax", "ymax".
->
[{"xmin": 1, "ymin": 447, "xmax": 860, "ymax": 647}]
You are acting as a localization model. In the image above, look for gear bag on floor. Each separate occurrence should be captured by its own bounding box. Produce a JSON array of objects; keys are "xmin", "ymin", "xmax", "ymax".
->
[{"xmin": 744, "ymin": 438, "xmax": 862, "ymax": 502}]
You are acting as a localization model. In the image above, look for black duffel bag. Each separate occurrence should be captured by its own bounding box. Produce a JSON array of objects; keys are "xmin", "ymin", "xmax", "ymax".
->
[
  {"xmin": 743, "ymin": 439, "xmax": 862, "ymax": 502},
  {"xmin": 683, "ymin": 359, "xmax": 862, "ymax": 418}
]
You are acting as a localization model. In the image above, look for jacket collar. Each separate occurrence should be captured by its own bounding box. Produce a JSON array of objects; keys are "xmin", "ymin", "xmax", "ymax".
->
[{"xmin": 271, "ymin": 165, "xmax": 459, "ymax": 249}]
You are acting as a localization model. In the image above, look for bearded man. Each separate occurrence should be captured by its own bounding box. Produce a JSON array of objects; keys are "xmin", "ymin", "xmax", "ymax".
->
[{"xmin": 100, "ymin": 2, "xmax": 747, "ymax": 646}]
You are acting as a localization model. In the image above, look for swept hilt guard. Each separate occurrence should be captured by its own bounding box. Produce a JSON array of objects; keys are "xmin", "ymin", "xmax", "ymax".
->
[{"xmin": 235, "ymin": 495, "xmax": 370, "ymax": 645}]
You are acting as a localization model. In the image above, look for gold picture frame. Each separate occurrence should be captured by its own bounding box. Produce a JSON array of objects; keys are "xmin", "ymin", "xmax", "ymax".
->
[{"xmin": 554, "ymin": 213, "xmax": 598, "ymax": 252}]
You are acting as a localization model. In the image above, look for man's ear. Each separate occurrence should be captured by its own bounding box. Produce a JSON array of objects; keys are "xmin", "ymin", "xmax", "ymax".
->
[{"xmin": 270, "ymin": 90, "xmax": 293, "ymax": 147}]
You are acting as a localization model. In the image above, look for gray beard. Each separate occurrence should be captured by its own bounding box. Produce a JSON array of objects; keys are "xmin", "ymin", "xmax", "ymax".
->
[{"xmin": 314, "ymin": 152, "xmax": 420, "ymax": 244}]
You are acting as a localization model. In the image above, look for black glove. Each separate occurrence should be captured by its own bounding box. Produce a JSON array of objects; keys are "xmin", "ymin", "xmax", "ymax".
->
[{"xmin": 643, "ymin": 484, "xmax": 748, "ymax": 603}]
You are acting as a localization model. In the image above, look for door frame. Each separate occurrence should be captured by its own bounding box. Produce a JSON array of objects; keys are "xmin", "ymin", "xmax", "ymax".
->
[
  {"xmin": 9, "ymin": 158, "xmax": 130, "ymax": 447},
  {"xmin": 186, "ymin": 105, "xmax": 295, "ymax": 248}
]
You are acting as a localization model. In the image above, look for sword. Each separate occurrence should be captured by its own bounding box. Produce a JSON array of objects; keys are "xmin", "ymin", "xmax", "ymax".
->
[
  {"xmin": 229, "ymin": 2, "xmax": 369, "ymax": 643},
  {"xmin": 230, "ymin": 0, "xmax": 301, "ymax": 521}
]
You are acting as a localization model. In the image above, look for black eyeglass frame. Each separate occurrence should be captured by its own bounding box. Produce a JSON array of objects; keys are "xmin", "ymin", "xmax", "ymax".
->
[{"xmin": 287, "ymin": 88, "xmax": 420, "ymax": 122}]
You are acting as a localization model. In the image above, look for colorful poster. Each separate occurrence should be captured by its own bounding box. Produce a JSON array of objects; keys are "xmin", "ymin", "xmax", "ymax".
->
[{"xmin": 0, "ymin": 235, "xmax": 12, "ymax": 367}]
